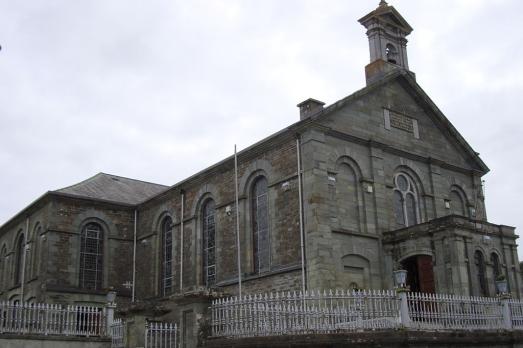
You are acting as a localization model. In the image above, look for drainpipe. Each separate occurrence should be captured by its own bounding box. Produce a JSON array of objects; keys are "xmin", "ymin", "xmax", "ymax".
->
[
  {"xmin": 132, "ymin": 209, "xmax": 137, "ymax": 302},
  {"xmin": 296, "ymin": 135, "xmax": 307, "ymax": 293},
  {"xmin": 180, "ymin": 190, "xmax": 185, "ymax": 293},
  {"xmin": 20, "ymin": 217, "xmax": 29, "ymax": 301},
  {"xmin": 234, "ymin": 145, "xmax": 242, "ymax": 297}
]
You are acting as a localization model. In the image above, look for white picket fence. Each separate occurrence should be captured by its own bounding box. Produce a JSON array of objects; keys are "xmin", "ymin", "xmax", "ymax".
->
[
  {"xmin": 110, "ymin": 318, "xmax": 125, "ymax": 348},
  {"xmin": 0, "ymin": 301, "xmax": 106, "ymax": 336},
  {"xmin": 145, "ymin": 321, "xmax": 178, "ymax": 348},
  {"xmin": 407, "ymin": 292, "xmax": 504, "ymax": 330},
  {"xmin": 211, "ymin": 289, "xmax": 400, "ymax": 337},
  {"xmin": 211, "ymin": 289, "xmax": 523, "ymax": 337}
]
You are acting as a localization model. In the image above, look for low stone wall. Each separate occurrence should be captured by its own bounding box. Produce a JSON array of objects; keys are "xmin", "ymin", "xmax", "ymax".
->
[
  {"xmin": 0, "ymin": 334, "xmax": 110, "ymax": 348},
  {"xmin": 202, "ymin": 330, "xmax": 523, "ymax": 348}
]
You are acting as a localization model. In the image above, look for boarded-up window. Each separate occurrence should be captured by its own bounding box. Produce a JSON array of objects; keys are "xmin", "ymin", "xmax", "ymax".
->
[
  {"xmin": 336, "ymin": 164, "xmax": 360, "ymax": 232},
  {"xmin": 450, "ymin": 190, "xmax": 466, "ymax": 216}
]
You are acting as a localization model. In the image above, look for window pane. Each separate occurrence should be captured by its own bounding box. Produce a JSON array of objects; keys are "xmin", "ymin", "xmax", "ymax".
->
[
  {"xmin": 397, "ymin": 175, "xmax": 408, "ymax": 191},
  {"xmin": 406, "ymin": 193, "xmax": 417, "ymax": 226},
  {"xmin": 79, "ymin": 224, "xmax": 103, "ymax": 290},
  {"xmin": 202, "ymin": 200, "xmax": 216, "ymax": 286},
  {"xmin": 393, "ymin": 191, "xmax": 405, "ymax": 225},
  {"xmin": 252, "ymin": 177, "xmax": 269, "ymax": 273},
  {"xmin": 161, "ymin": 217, "xmax": 173, "ymax": 295}
]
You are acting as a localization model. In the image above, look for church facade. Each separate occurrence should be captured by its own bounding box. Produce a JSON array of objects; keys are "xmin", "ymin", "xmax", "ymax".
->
[{"xmin": 0, "ymin": 1, "xmax": 521, "ymax": 346}]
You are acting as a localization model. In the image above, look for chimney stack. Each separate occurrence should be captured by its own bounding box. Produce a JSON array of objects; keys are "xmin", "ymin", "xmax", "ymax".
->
[{"xmin": 297, "ymin": 98, "xmax": 325, "ymax": 120}]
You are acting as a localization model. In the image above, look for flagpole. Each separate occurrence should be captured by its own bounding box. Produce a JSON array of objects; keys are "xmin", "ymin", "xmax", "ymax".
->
[{"xmin": 234, "ymin": 145, "xmax": 242, "ymax": 297}]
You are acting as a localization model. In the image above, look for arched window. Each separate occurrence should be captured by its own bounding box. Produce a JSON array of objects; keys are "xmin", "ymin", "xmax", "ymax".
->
[
  {"xmin": 202, "ymin": 199, "xmax": 216, "ymax": 287},
  {"xmin": 79, "ymin": 223, "xmax": 104, "ymax": 290},
  {"xmin": 160, "ymin": 217, "xmax": 173, "ymax": 295},
  {"xmin": 393, "ymin": 173, "xmax": 420, "ymax": 227},
  {"xmin": 15, "ymin": 233, "xmax": 25, "ymax": 286},
  {"xmin": 337, "ymin": 164, "xmax": 360, "ymax": 232},
  {"xmin": 252, "ymin": 177, "xmax": 270, "ymax": 274},
  {"xmin": 0, "ymin": 245, "xmax": 6, "ymax": 292},
  {"xmin": 491, "ymin": 252, "xmax": 502, "ymax": 279},
  {"xmin": 475, "ymin": 250, "xmax": 488, "ymax": 297}
]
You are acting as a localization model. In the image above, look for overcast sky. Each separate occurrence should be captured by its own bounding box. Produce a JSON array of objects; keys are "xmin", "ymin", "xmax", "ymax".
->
[{"xmin": 1, "ymin": 0, "xmax": 522, "ymax": 256}]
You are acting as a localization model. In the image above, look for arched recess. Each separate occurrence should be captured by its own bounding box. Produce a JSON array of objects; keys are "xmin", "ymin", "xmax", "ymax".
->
[
  {"xmin": 335, "ymin": 156, "xmax": 365, "ymax": 233},
  {"xmin": 449, "ymin": 185, "xmax": 468, "ymax": 217},
  {"xmin": 341, "ymin": 254, "xmax": 371, "ymax": 290}
]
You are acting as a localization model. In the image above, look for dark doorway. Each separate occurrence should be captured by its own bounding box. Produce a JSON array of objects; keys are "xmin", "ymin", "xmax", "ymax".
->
[{"xmin": 401, "ymin": 255, "xmax": 435, "ymax": 293}]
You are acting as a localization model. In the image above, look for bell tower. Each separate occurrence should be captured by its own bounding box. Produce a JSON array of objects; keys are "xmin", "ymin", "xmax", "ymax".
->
[{"xmin": 359, "ymin": 1, "xmax": 413, "ymax": 84}]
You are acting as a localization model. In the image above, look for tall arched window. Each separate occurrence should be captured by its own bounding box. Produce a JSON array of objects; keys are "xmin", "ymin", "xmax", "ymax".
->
[
  {"xmin": 0, "ymin": 245, "xmax": 6, "ymax": 291},
  {"xmin": 491, "ymin": 252, "xmax": 502, "ymax": 279},
  {"xmin": 337, "ymin": 164, "xmax": 360, "ymax": 232},
  {"xmin": 252, "ymin": 177, "xmax": 270, "ymax": 274},
  {"xmin": 161, "ymin": 217, "xmax": 173, "ymax": 296},
  {"xmin": 393, "ymin": 173, "xmax": 420, "ymax": 227},
  {"xmin": 79, "ymin": 223, "xmax": 104, "ymax": 290},
  {"xmin": 15, "ymin": 233, "xmax": 25, "ymax": 286},
  {"xmin": 202, "ymin": 199, "xmax": 216, "ymax": 287},
  {"xmin": 475, "ymin": 250, "xmax": 488, "ymax": 297}
]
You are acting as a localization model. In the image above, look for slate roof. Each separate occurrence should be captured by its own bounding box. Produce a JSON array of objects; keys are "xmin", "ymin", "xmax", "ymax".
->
[{"xmin": 54, "ymin": 172, "xmax": 168, "ymax": 205}]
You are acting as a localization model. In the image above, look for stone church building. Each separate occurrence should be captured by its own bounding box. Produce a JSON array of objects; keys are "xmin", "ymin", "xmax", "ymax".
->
[{"xmin": 0, "ymin": 1, "xmax": 521, "ymax": 346}]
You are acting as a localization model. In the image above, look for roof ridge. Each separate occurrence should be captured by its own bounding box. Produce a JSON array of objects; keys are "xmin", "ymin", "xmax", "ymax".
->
[{"xmin": 98, "ymin": 172, "xmax": 169, "ymax": 188}]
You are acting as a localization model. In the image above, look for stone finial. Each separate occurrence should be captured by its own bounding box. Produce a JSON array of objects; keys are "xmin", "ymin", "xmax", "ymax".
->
[{"xmin": 379, "ymin": 0, "xmax": 388, "ymax": 6}]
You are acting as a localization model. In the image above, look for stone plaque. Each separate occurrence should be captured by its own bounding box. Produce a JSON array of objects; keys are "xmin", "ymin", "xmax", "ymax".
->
[{"xmin": 389, "ymin": 111, "xmax": 414, "ymax": 133}]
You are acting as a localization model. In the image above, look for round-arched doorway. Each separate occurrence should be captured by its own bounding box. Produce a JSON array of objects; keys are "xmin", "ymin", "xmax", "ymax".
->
[{"xmin": 401, "ymin": 255, "xmax": 435, "ymax": 293}]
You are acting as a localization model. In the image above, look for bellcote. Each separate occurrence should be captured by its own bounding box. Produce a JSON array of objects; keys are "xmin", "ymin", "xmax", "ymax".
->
[{"xmin": 359, "ymin": 1, "xmax": 414, "ymax": 85}]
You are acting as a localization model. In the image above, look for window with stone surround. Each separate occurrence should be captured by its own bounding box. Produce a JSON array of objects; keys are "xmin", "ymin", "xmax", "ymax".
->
[
  {"xmin": 202, "ymin": 199, "xmax": 216, "ymax": 287},
  {"xmin": 393, "ymin": 173, "xmax": 420, "ymax": 227},
  {"xmin": 491, "ymin": 252, "xmax": 502, "ymax": 281},
  {"xmin": 0, "ymin": 245, "xmax": 6, "ymax": 291},
  {"xmin": 14, "ymin": 233, "xmax": 24, "ymax": 286},
  {"xmin": 79, "ymin": 223, "xmax": 103, "ymax": 290},
  {"xmin": 475, "ymin": 250, "xmax": 488, "ymax": 297},
  {"xmin": 161, "ymin": 216, "xmax": 174, "ymax": 296},
  {"xmin": 252, "ymin": 176, "xmax": 270, "ymax": 274}
]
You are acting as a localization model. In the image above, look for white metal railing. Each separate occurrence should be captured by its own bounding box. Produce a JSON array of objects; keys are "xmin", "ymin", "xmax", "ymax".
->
[
  {"xmin": 111, "ymin": 318, "xmax": 125, "ymax": 348},
  {"xmin": 211, "ymin": 289, "xmax": 400, "ymax": 337},
  {"xmin": 407, "ymin": 292, "xmax": 504, "ymax": 330},
  {"xmin": 145, "ymin": 321, "xmax": 178, "ymax": 348},
  {"xmin": 0, "ymin": 301, "xmax": 106, "ymax": 336},
  {"xmin": 509, "ymin": 299, "xmax": 523, "ymax": 329}
]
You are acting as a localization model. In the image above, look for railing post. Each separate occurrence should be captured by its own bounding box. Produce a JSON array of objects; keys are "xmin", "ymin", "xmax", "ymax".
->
[
  {"xmin": 501, "ymin": 295, "xmax": 512, "ymax": 330},
  {"xmin": 398, "ymin": 290, "xmax": 411, "ymax": 328},
  {"xmin": 105, "ymin": 289, "xmax": 117, "ymax": 336}
]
